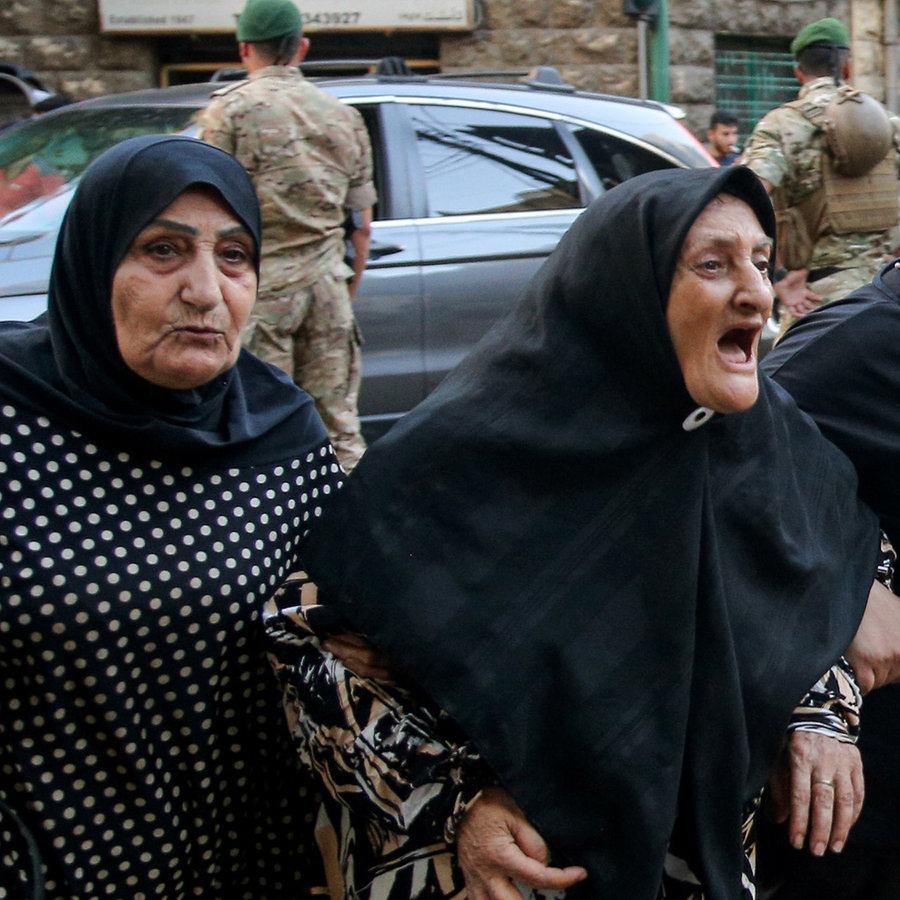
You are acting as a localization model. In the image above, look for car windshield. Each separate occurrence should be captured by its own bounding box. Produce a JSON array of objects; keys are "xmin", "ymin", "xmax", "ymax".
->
[{"xmin": 0, "ymin": 106, "xmax": 198, "ymax": 220}]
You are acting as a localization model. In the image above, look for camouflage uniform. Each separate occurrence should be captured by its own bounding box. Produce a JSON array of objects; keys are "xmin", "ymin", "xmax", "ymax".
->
[
  {"xmin": 742, "ymin": 76, "xmax": 900, "ymax": 331},
  {"xmin": 197, "ymin": 66, "xmax": 377, "ymax": 470}
]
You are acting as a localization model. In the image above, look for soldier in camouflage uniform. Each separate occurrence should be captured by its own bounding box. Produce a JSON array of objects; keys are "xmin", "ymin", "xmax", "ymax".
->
[
  {"xmin": 741, "ymin": 17, "xmax": 900, "ymax": 335},
  {"xmin": 196, "ymin": 0, "xmax": 376, "ymax": 471}
]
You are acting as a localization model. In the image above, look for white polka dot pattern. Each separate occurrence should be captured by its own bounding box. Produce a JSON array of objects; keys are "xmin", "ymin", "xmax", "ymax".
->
[{"xmin": 0, "ymin": 405, "xmax": 344, "ymax": 897}]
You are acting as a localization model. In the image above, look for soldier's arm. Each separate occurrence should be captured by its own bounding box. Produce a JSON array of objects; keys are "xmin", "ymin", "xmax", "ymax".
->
[
  {"xmin": 740, "ymin": 111, "xmax": 790, "ymax": 191},
  {"xmin": 345, "ymin": 107, "xmax": 378, "ymax": 209},
  {"xmin": 347, "ymin": 207, "xmax": 372, "ymax": 297}
]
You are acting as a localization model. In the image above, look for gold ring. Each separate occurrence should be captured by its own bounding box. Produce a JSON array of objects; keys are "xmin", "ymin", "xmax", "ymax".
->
[{"xmin": 814, "ymin": 779, "xmax": 835, "ymax": 787}]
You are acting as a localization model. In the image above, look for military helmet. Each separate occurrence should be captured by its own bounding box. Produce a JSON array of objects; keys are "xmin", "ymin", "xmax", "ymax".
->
[
  {"xmin": 824, "ymin": 86, "xmax": 895, "ymax": 177},
  {"xmin": 235, "ymin": 0, "xmax": 302, "ymax": 42}
]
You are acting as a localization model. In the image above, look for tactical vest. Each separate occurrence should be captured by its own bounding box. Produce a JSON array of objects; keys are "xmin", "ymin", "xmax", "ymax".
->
[{"xmin": 775, "ymin": 85, "xmax": 899, "ymax": 270}]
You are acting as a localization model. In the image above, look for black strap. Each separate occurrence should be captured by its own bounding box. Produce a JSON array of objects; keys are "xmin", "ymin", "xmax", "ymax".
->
[
  {"xmin": 0, "ymin": 797, "xmax": 45, "ymax": 900},
  {"xmin": 807, "ymin": 265, "xmax": 849, "ymax": 282}
]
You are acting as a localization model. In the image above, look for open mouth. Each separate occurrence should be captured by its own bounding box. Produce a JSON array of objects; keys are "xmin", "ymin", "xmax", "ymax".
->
[{"xmin": 717, "ymin": 326, "xmax": 759, "ymax": 364}]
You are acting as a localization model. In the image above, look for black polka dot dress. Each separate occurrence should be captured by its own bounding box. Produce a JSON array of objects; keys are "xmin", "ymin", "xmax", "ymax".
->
[{"xmin": 0, "ymin": 403, "xmax": 344, "ymax": 898}]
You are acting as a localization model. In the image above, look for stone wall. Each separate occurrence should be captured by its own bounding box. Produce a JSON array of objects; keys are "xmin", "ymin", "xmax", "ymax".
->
[
  {"xmin": 853, "ymin": 0, "xmax": 889, "ymax": 97},
  {"xmin": 0, "ymin": 1, "xmax": 156, "ymax": 100},
  {"xmin": 0, "ymin": 0, "xmax": 886, "ymax": 134},
  {"xmin": 439, "ymin": 0, "xmax": 643, "ymax": 97},
  {"xmin": 441, "ymin": 0, "xmax": 866, "ymax": 139},
  {"xmin": 0, "ymin": 0, "xmax": 649, "ymax": 101},
  {"xmin": 669, "ymin": 0, "xmax": 853, "ymax": 135}
]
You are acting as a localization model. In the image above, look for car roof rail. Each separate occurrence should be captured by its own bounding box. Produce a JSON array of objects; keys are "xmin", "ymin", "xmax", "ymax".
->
[
  {"xmin": 209, "ymin": 56, "xmax": 434, "ymax": 81},
  {"xmin": 209, "ymin": 60, "xmax": 386, "ymax": 82},
  {"xmin": 423, "ymin": 65, "xmax": 577, "ymax": 93},
  {"xmin": 207, "ymin": 58, "xmax": 579, "ymax": 93},
  {"xmin": 524, "ymin": 66, "xmax": 576, "ymax": 93},
  {"xmin": 375, "ymin": 56, "xmax": 413, "ymax": 76},
  {"xmin": 210, "ymin": 66, "xmax": 246, "ymax": 82}
]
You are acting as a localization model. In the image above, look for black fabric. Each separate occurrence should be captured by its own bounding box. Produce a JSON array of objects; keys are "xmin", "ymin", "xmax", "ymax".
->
[
  {"xmin": 304, "ymin": 166, "xmax": 878, "ymax": 899},
  {"xmin": 0, "ymin": 133, "xmax": 325, "ymax": 467},
  {"xmin": 763, "ymin": 262, "xmax": 900, "ymax": 545},
  {"xmin": 763, "ymin": 260, "xmax": 900, "ymax": 846},
  {"xmin": 756, "ymin": 821, "xmax": 900, "ymax": 899}
]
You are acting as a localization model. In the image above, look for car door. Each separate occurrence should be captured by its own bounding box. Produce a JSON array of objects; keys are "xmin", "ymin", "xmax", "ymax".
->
[
  {"xmin": 348, "ymin": 98, "xmax": 581, "ymax": 440},
  {"xmin": 407, "ymin": 101, "xmax": 687, "ymax": 396},
  {"xmin": 346, "ymin": 100, "xmax": 428, "ymax": 442},
  {"xmin": 346, "ymin": 94, "xmax": 683, "ymax": 440},
  {"xmin": 404, "ymin": 101, "xmax": 592, "ymax": 395}
]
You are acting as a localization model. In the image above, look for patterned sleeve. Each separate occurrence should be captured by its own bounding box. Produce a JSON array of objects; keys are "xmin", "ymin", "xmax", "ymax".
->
[
  {"xmin": 344, "ymin": 106, "xmax": 377, "ymax": 210},
  {"xmin": 262, "ymin": 570, "xmax": 498, "ymax": 844},
  {"xmin": 788, "ymin": 657, "xmax": 861, "ymax": 743},
  {"xmin": 789, "ymin": 531, "xmax": 896, "ymax": 741}
]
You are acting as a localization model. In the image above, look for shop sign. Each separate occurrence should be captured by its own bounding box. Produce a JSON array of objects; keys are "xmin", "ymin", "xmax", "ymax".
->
[{"xmin": 99, "ymin": 0, "xmax": 474, "ymax": 33}]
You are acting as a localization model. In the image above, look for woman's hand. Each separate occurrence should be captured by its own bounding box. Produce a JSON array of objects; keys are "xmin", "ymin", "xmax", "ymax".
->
[
  {"xmin": 322, "ymin": 632, "xmax": 394, "ymax": 681},
  {"xmin": 456, "ymin": 786, "xmax": 587, "ymax": 899},
  {"xmin": 766, "ymin": 731, "xmax": 864, "ymax": 856}
]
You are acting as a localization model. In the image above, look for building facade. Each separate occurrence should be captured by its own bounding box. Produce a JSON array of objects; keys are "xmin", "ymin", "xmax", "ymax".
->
[{"xmin": 0, "ymin": 0, "xmax": 893, "ymax": 142}]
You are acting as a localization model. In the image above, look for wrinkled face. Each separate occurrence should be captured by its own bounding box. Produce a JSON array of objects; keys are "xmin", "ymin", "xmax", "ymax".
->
[
  {"xmin": 708, "ymin": 123, "xmax": 739, "ymax": 156},
  {"xmin": 666, "ymin": 194, "xmax": 774, "ymax": 414},
  {"xmin": 111, "ymin": 187, "xmax": 257, "ymax": 390}
]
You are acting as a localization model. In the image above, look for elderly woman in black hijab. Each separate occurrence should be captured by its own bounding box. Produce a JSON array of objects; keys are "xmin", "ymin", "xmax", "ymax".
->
[
  {"xmin": 0, "ymin": 135, "xmax": 343, "ymax": 897},
  {"xmin": 264, "ymin": 166, "xmax": 879, "ymax": 899}
]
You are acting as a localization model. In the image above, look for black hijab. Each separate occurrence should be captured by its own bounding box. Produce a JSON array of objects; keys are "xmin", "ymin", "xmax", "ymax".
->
[
  {"xmin": 0, "ymin": 133, "xmax": 325, "ymax": 466},
  {"xmin": 303, "ymin": 166, "xmax": 877, "ymax": 899}
]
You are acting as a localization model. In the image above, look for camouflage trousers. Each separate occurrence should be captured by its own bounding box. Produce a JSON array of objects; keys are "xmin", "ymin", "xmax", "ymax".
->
[{"xmin": 244, "ymin": 271, "xmax": 366, "ymax": 471}]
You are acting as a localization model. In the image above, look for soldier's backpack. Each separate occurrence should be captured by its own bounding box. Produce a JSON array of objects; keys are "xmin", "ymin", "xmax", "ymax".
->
[{"xmin": 775, "ymin": 84, "xmax": 899, "ymax": 270}]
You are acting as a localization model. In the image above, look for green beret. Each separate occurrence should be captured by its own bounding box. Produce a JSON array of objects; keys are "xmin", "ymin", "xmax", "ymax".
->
[
  {"xmin": 791, "ymin": 18, "xmax": 850, "ymax": 57},
  {"xmin": 235, "ymin": 0, "xmax": 302, "ymax": 42}
]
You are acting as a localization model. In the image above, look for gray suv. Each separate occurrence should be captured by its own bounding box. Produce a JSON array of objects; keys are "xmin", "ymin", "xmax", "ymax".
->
[{"xmin": 0, "ymin": 66, "xmax": 715, "ymax": 439}]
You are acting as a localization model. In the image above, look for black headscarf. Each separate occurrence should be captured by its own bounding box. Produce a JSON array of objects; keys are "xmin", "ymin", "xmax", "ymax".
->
[
  {"xmin": 303, "ymin": 166, "xmax": 878, "ymax": 899},
  {"xmin": 0, "ymin": 133, "xmax": 325, "ymax": 466}
]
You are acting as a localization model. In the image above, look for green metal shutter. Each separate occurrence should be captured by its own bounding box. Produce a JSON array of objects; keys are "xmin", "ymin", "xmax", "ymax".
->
[{"xmin": 715, "ymin": 44, "xmax": 797, "ymax": 142}]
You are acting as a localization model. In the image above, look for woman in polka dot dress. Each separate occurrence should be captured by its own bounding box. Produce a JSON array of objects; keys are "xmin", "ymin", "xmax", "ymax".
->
[{"xmin": 0, "ymin": 135, "xmax": 343, "ymax": 898}]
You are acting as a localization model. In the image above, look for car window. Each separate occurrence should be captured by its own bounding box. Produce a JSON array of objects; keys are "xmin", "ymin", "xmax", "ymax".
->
[
  {"xmin": 351, "ymin": 103, "xmax": 383, "ymax": 221},
  {"xmin": 0, "ymin": 107, "xmax": 196, "ymax": 220},
  {"xmin": 408, "ymin": 104, "xmax": 581, "ymax": 217},
  {"xmin": 568, "ymin": 124, "xmax": 675, "ymax": 191}
]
